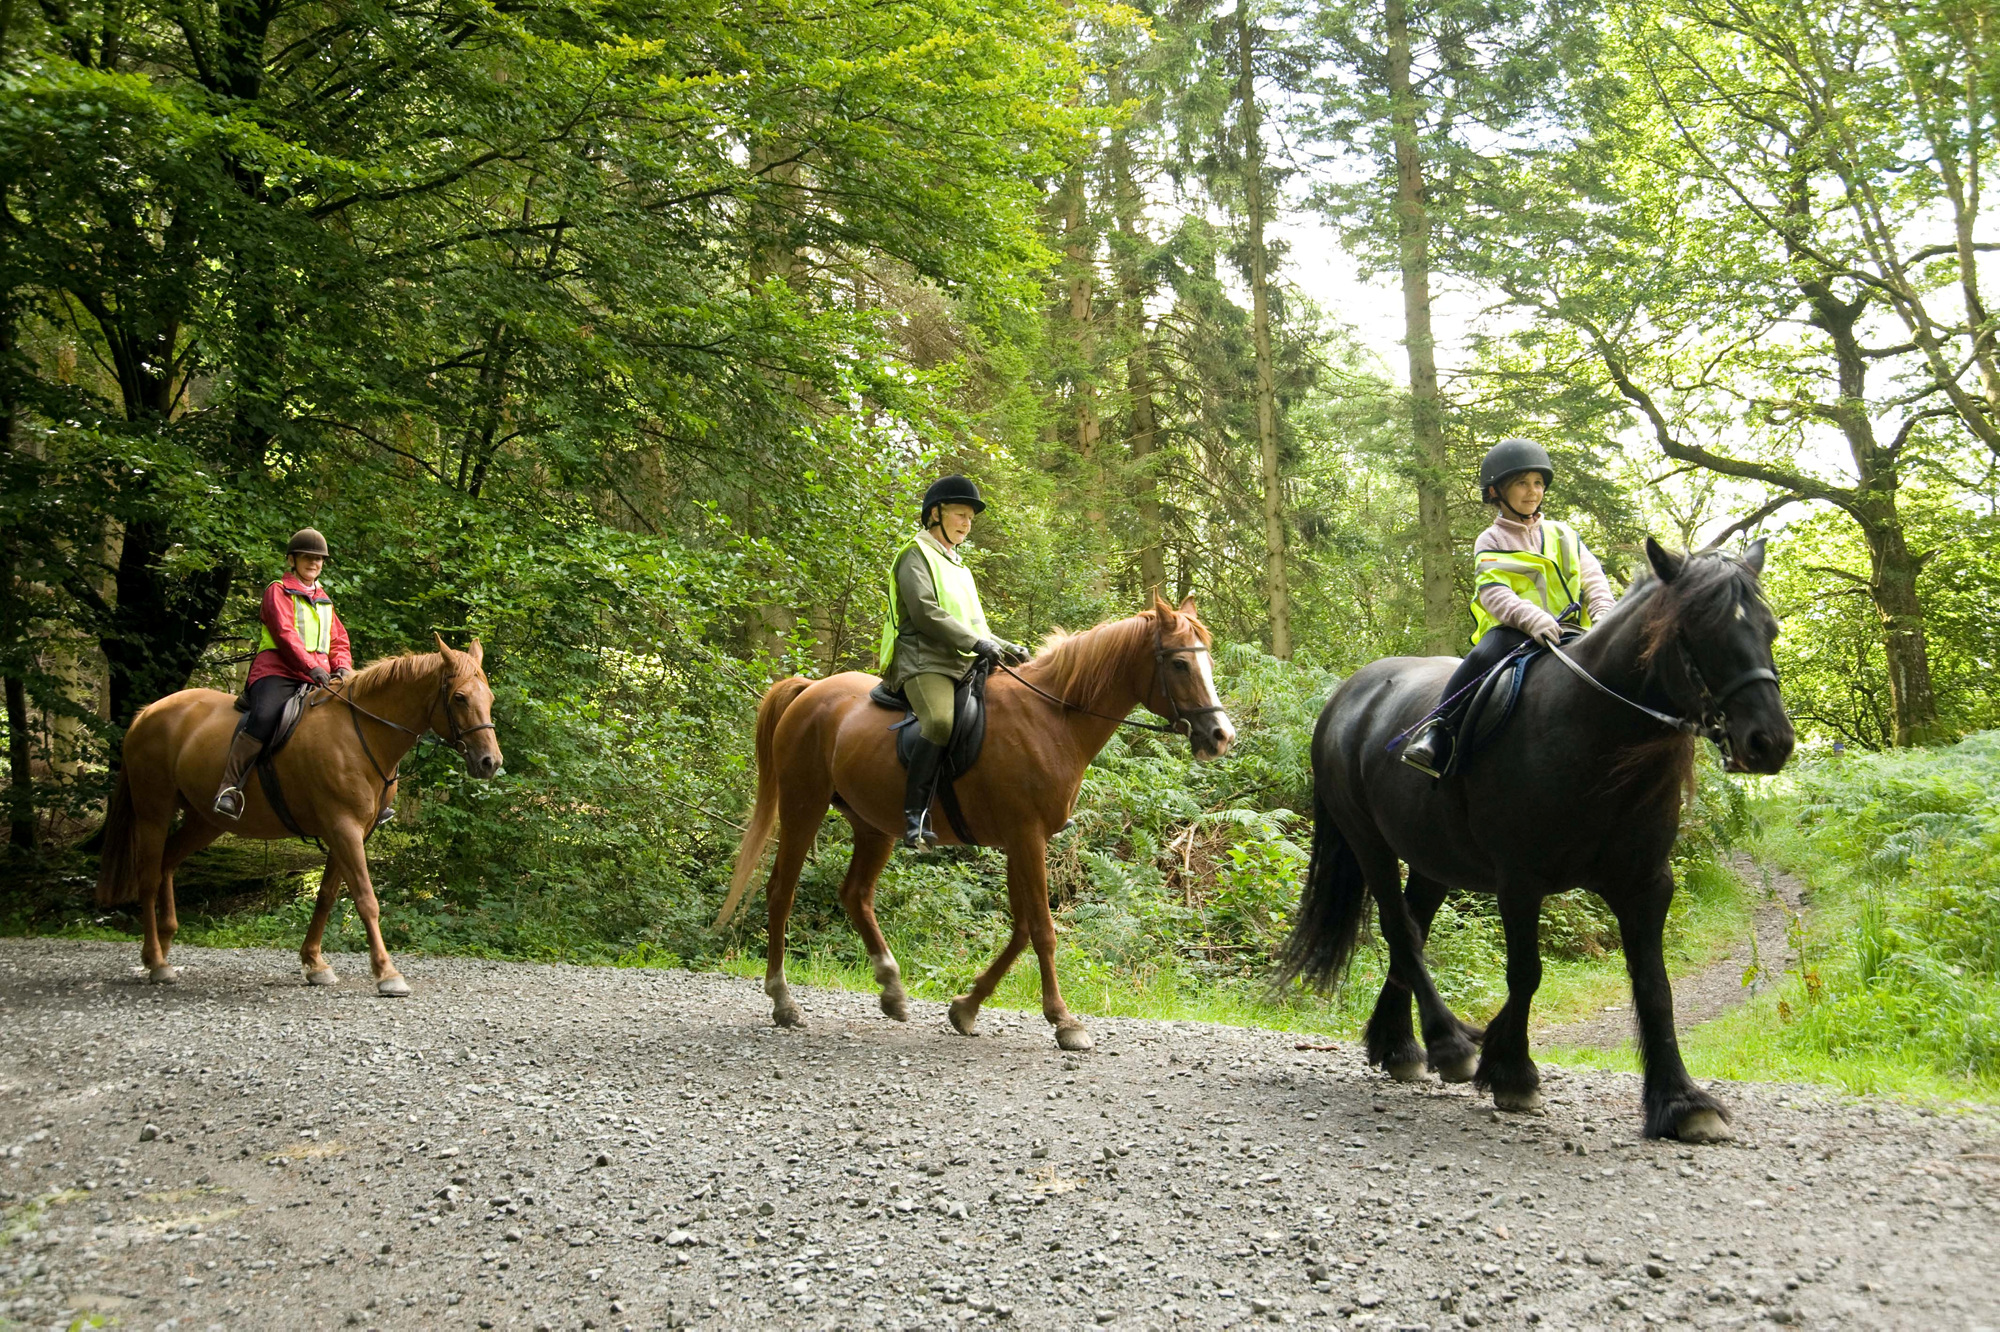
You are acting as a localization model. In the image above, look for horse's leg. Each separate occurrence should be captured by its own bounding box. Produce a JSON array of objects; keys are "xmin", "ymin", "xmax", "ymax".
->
[
  {"xmin": 764, "ymin": 793, "xmax": 831, "ymax": 1029},
  {"xmin": 948, "ymin": 900, "xmax": 1029, "ymax": 1039},
  {"xmin": 150, "ymin": 817, "xmax": 217, "ymax": 982},
  {"xmin": 1476, "ymin": 890, "xmax": 1545, "ymax": 1112},
  {"xmin": 1403, "ymin": 873, "xmax": 1483, "ymax": 1082},
  {"xmin": 325, "ymin": 826, "xmax": 409, "ymax": 998},
  {"xmin": 1357, "ymin": 852, "xmax": 1470, "ymax": 1083},
  {"xmin": 133, "ymin": 817, "xmax": 175, "ymax": 983},
  {"xmin": 1012, "ymin": 839, "xmax": 1090, "ymax": 1052},
  {"xmin": 833, "ymin": 827, "xmax": 904, "ymax": 1020},
  {"xmin": 298, "ymin": 858, "xmax": 346, "ymax": 986},
  {"xmin": 1610, "ymin": 872, "xmax": 1732, "ymax": 1143}
]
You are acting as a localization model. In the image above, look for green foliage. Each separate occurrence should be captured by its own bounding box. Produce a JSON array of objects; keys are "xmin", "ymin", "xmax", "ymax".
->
[{"xmin": 1748, "ymin": 733, "xmax": 2000, "ymax": 1088}]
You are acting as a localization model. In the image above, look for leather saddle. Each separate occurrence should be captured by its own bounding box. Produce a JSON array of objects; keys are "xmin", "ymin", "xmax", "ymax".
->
[
  {"xmin": 1448, "ymin": 646, "xmax": 1545, "ymax": 775},
  {"xmin": 867, "ymin": 662, "xmax": 990, "ymax": 844},
  {"xmin": 233, "ymin": 683, "xmax": 319, "ymax": 844}
]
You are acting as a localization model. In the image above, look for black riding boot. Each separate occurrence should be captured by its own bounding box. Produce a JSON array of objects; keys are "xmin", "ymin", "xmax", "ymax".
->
[
  {"xmin": 902, "ymin": 738, "xmax": 946, "ymax": 849},
  {"xmin": 212, "ymin": 729, "xmax": 266, "ymax": 821},
  {"xmin": 1399, "ymin": 715, "xmax": 1456, "ymax": 779}
]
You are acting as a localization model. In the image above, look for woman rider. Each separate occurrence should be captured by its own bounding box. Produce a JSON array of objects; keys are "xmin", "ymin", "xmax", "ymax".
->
[
  {"xmin": 212, "ymin": 528, "xmax": 354, "ymax": 820},
  {"xmin": 1400, "ymin": 438, "xmax": 1617, "ymax": 777},
  {"xmin": 879, "ymin": 476, "xmax": 1030, "ymax": 848}
]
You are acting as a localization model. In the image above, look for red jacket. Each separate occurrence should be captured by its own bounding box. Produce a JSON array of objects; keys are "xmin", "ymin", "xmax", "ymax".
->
[{"xmin": 245, "ymin": 574, "xmax": 352, "ymax": 687}]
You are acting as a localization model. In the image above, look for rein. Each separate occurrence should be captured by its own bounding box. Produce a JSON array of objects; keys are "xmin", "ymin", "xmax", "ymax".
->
[{"xmin": 997, "ymin": 617, "xmax": 1224, "ymax": 739}]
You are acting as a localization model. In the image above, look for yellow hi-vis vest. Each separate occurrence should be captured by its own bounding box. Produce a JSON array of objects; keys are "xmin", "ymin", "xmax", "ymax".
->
[
  {"xmin": 878, "ymin": 534, "xmax": 990, "ymax": 672},
  {"xmin": 1469, "ymin": 518, "xmax": 1591, "ymax": 645},
  {"xmin": 257, "ymin": 586, "xmax": 334, "ymax": 655}
]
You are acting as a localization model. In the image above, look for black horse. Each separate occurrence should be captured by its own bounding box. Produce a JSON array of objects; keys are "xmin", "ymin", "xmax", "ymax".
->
[{"xmin": 1278, "ymin": 539, "xmax": 1793, "ymax": 1141}]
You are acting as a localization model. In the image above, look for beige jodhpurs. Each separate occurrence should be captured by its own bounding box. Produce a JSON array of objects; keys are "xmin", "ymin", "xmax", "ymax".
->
[{"xmin": 905, "ymin": 672, "xmax": 956, "ymax": 746}]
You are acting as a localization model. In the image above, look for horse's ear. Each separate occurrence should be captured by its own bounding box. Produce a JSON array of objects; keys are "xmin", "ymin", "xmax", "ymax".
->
[
  {"xmin": 1149, "ymin": 590, "xmax": 1176, "ymax": 619},
  {"xmin": 1645, "ymin": 537, "xmax": 1686, "ymax": 585},
  {"xmin": 467, "ymin": 638, "xmax": 485, "ymax": 667},
  {"xmin": 1741, "ymin": 539, "xmax": 1766, "ymax": 576},
  {"xmin": 1178, "ymin": 594, "xmax": 1199, "ymax": 617},
  {"xmin": 434, "ymin": 631, "xmax": 452, "ymax": 658}
]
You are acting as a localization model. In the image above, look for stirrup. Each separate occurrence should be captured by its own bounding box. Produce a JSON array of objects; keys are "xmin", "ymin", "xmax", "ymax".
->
[
  {"xmin": 212, "ymin": 786, "xmax": 246, "ymax": 822},
  {"xmin": 373, "ymin": 805, "xmax": 396, "ymax": 830},
  {"xmin": 902, "ymin": 812, "xmax": 937, "ymax": 851},
  {"xmin": 1399, "ymin": 723, "xmax": 1448, "ymax": 780}
]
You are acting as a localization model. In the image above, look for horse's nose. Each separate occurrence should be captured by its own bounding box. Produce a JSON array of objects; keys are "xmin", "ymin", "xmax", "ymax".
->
[
  {"xmin": 1210, "ymin": 718, "xmax": 1236, "ymax": 755},
  {"xmin": 473, "ymin": 749, "xmax": 502, "ymax": 779},
  {"xmin": 1741, "ymin": 723, "xmax": 1793, "ymax": 773}
]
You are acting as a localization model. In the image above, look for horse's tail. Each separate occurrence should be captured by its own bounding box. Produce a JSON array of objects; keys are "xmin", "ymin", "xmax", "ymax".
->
[
  {"xmin": 713, "ymin": 675, "xmax": 812, "ymax": 930},
  {"xmin": 1274, "ymin": 795, "xmax": 1370, "ymax": 993},
  {"xmin": 94, "ymin": 767, "xmax": 140, "ymax": 907}
]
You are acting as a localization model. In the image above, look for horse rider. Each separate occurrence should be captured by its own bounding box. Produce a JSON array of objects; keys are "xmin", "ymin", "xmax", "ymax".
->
[
  {"xmin": 212, "ymin": 528, "xmax": 353, "ymax": 821},
  {"xmin": 879, "ymin": 476, "xmax": 1031, "ymax": 848},
  {"xmin": 1400, "ymin": 438, "xmax": 1618, "ymax": 777}
]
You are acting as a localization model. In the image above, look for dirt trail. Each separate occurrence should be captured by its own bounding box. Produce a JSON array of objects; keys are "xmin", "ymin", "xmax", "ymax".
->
[
  {"xmin": 1537, "ymin": 855, "xmax": 1807, "ymax": 1051},
  {"xmin": 2, "ymin": 938, "xmax": 1997, "ymax": 1332}
]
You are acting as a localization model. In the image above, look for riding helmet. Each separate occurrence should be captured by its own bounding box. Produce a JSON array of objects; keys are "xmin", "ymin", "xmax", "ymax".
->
[
  {"xmin": 287, "ymin": 527, "xmax": 330, "ymax": 558},
  {"xmin": 1478, "ymin": 438, "xmax": 1555, "ymax": 501},
  {"xmin": 921, "ymin": 475, "xmax": 987, "ymax": 522}
]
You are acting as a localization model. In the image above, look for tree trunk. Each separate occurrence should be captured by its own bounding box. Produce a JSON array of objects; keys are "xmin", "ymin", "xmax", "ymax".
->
[
  {"xmin": 1062, "ymin": 165, "xmax": 1105, "ymax": 534},
  {"xmin": 4, "ymin": 675, "xmax": 31, "ymax": 850},
  {"xmin": 1105, "ymin": 86, "xmax": 1166, "ymax": 596},
  {"xmin": 1799, "ymin": 281, "xmax": 1942, "ymax": 747},
  {"xmin": 1238, "ymin": 1, "xmax": 1290, "ymax": 659},
  {"xmin": 1386, "ymin": 0, "xmax": 1458, "ymax": 657}
]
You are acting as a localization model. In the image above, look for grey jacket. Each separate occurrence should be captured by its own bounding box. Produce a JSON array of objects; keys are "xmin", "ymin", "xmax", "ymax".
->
[{"xmin": 882, "ymin": 531, "xmax": 985, "ymax": 691}]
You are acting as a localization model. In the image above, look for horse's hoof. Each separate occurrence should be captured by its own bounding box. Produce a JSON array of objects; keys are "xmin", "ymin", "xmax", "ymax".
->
[
  {"xmin": 1493, "ymin": 1088, "xmax": 1544, "ymax": 1113},
  {"xmin": 947, "ymin": 998, "xmax": 979, "ymax": 1037},
  {"xmin": 377, "ymin": 976, "xmax": 411, "ymax": 998},
  {"xmin": 305, "ymin": 967, "xmax": 339, "ymax": 987},
  {"xmin": 1054, "ymin": 1023, "xmax": 1094, "ymax": 1053},
  {"xmin": 1434, "ymin": 1055, "xmax": 1478, "ymax": 1084},
  {"xmin": 147, "ymin": 966, "xmax": 180, "ymax": 985},
  {"xmin": 880, "ymin": 992, "xmax": 910, "ymax": 1022},
  {"xmin": 772, "ymin": 1000, "xmax": 805, "ymax": 1029},
  {"xmin": 1675, "ymin": 1109, "xmax": 1733, "ymax": 1144},
  {"xmin": 1385, "ymin": 1061, "xmax": 1427, "ymax": 1084}
]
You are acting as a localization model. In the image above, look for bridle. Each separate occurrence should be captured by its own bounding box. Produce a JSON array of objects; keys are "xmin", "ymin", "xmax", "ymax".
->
[
  {"xmin": 998, "ymin": 616, "xmax": 1228, "ymax": 741},
  {"xmin": 310, "ymin": 665, "xmax": 498, "ymax": 808},
  {"xmin": 1546, "ymin": 618, "xmax": 1779, "ymax": 765}
]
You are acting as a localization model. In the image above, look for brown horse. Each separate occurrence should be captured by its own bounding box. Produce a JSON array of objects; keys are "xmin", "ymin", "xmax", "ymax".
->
[
  {"xmin": 95, "ymin": 637, "xmax": 502, "ymax": 995},
  {"xmin": 715, "ymin": 595, "xmax": 1235, "ymax": 1051}
]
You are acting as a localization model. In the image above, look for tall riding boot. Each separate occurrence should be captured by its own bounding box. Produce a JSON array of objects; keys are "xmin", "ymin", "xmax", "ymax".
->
[
  {"xmin": 212, "ymin": 730, "xmax": 266, "ymax": 821},
  {"xmin": 1399, "ymin": 714, "xmax": 1457, "ymax": 780},
  {"xmin": 902, "ymin": 738, "xmax": 947, "ymax": 849}
]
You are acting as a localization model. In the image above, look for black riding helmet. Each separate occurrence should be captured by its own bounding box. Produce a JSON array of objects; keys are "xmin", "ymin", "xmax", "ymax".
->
[
  {"xmin": 1478, "ymin": 438, "xmax": 1555, "ymax": 503},
  {"xmin": 921, "ymin": 475, "xmax": 986, "ymax": 527}
]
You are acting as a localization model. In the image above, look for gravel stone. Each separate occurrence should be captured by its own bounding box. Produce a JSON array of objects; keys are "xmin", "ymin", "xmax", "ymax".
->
[{"xmin": 1, "ymin": 938, "xmax": 1996, "ymax": 1329}]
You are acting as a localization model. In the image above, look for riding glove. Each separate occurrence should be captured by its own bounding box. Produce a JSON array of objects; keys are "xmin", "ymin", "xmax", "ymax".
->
[{"xmin": 308, "ymin": 667, "xmax": 332, "ymax": 686}]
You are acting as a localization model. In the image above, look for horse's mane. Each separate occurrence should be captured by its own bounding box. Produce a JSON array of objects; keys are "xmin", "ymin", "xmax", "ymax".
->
[
  {"xmin": 1629, "ymin": 550, "xmax": 1772, "ymax": 668},
  {"xmin": 345, "ymin": 650, "xmax": 447, "ymax": 693},
  {"xmin": 1028, "ymin": 609, "xmax": 1205, "ymax": 710}
]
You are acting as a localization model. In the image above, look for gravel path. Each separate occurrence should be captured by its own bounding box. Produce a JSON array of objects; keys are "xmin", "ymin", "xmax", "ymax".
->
[
  {"xmin": 3, "ymin": 939, "xmax": 1997, "ymax": 1332},
  {"xmin": 1539, "ymin": 856, "xmax": 1808, "ymax": 1051}
]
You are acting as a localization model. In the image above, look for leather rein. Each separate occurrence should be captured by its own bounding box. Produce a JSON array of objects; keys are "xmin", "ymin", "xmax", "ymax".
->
[{"xmin": 998, "ymin": 618, "xmax": 1226, "ymax": 740}]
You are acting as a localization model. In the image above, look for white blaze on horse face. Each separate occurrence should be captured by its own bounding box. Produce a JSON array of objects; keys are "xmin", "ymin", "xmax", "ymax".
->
[{"xmin": 1189, "ymin": 646, "xmax": 1236, "ymax": 756}]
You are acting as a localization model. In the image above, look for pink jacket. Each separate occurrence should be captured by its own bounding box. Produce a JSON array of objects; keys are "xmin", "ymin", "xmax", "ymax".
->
[{"xmin": 1474, "ymin": 513, "xmax": 1617, "ymax": 641}]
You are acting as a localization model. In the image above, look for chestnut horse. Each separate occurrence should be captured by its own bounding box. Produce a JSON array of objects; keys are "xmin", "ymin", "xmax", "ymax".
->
[
  {"xmin": 95, "ymin": 637, "xmax": 502, "ymax": 995},
  {"xmin": 716, "ymin": 596, "xmax": 1236, "ymax": 1051}
]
